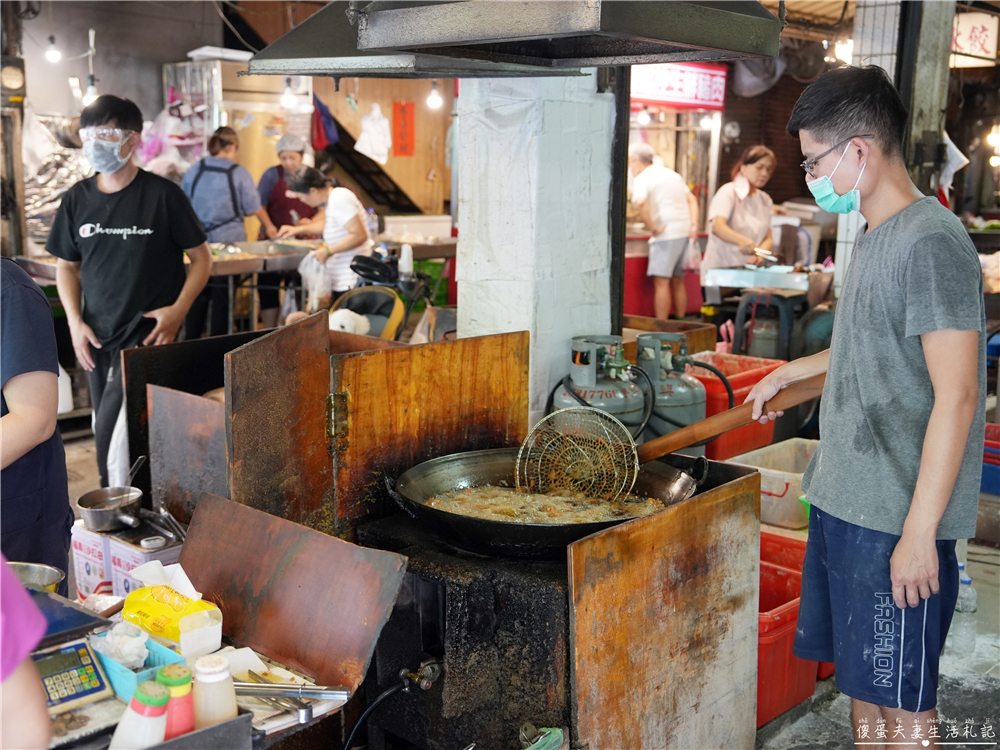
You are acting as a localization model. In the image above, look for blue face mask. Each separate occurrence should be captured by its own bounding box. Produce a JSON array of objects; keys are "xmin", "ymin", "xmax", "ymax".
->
[{"xmin": 807, "ymin": 143, "xmax": 865, "ymax": 214}]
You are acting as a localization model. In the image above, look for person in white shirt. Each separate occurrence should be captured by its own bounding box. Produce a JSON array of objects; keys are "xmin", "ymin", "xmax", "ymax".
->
[
  {"xmin": 628, "ymin": 144, "xmax": 700, "ymax": 320},
  {"xmin": 276, "ymin": 168, "xmax": 371, "ymax": 309}
]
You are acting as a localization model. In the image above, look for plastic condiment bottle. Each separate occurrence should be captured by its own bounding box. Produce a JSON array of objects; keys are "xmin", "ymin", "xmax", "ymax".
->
[
  {"xmin": 191, "ymin": 654, "xmax": 238, "ymax": 730},
  {"xmin": 108, "ymin": 681, "xmax": 170, "ymax": 750},
  {"xmin": 157, "ymin": 663, "xmax": 195, "ymax": 739}
]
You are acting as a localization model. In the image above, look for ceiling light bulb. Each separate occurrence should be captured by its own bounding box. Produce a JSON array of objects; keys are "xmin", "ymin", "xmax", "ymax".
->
[
  {"xmin": 427, "ymin": 82, "xmax": 443, "ymax": 109},
  {"xmin": 281, "ymin": 82, "xmax": 297, "ymax": 110},
  {"xmin": 637, "ymin": 107, "xmax": 651, "ymax": 126},
  {"xmin": 45, "ymin": 36, "xmax": 62, "ymax": 63},
  {"xmin": 700, "ymin": 115, "xmax": 714, "ymax": 130},
  {"xmin": 82, "ymin": 76, "xmax": 99, "ymax": 106},
  {"xmin": 835, "ymin": 39, "xmax": 854, "ymax": 64},
  {"xmin": 991, "ymin": 155, "xmax": 1000, "ymax": 168},
  {"xmin": 988, "ymin": 129, "xmax": 1000, "ymax": 148}
]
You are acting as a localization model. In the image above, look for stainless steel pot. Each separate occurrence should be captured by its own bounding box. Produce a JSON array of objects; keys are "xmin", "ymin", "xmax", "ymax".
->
[{"xmin": 76, "ymin": 487, "xmax": 142, "ymax": 532}]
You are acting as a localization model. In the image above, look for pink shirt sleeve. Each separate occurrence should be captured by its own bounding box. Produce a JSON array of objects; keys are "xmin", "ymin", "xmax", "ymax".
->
[{"xmin": 1, "ymin": 555, "xmax": 48, "ymax": 681}]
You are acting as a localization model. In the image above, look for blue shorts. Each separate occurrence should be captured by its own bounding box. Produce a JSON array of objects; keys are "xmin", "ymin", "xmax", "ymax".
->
[{"xmin": 793, "ymin": 507, "xmax": 959, "ymax": 713}]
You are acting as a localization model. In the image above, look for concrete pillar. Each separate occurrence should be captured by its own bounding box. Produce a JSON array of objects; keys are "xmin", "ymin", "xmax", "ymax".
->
[
  {"xmin": 904, "ymin": 0, "xmax": 956, "ymax": 194},
  {"xmin": 833, "ymin": 0, "xmax": 903, "ymax": 295},
  {"xmin": 456, "ymin": 71, "xmax": 616, "ymax": 425},
  {"xmin": 833, "ymin": 0, "xmax": 954, "ymax": 295}
]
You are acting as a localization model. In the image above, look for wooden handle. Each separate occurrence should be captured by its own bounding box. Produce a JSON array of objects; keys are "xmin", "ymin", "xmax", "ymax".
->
[{"xmin": 636, "ymin": 373, "xmax": 826, "ymax": 464}]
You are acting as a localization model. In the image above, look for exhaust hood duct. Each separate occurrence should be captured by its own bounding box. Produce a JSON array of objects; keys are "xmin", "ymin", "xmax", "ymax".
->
[
  {"xmin": 248, "ymin": 1, "xmax": 781, "ymax": 79},
  {"xmin": 247, "ymin": 1, "xmax": 584, "ymax": 78},
  {"xmin": 357, "ymin": 1, "xmax": 781, "ymax": 68}
]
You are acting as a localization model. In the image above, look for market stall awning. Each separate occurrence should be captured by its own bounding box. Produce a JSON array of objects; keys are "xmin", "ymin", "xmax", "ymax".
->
[{"xmin": 248, "ymin": 0, "xmax": 782, "ymax": 78}]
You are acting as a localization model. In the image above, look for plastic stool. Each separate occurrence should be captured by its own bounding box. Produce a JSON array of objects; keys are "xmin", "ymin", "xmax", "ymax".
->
[{"xmin": 732, "ymin": 291, "xmax": 804, "ymax": 361}]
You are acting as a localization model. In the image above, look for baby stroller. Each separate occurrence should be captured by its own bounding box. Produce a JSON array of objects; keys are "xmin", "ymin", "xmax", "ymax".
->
[{"xmin": 343, "ymin": 253, "xmax": 432, "ymax": 341}]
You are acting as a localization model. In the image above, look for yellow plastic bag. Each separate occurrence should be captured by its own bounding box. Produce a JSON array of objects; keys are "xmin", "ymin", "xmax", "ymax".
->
[{"xmin": 122, "ymin": 585, "xmax": 219, "ymax": 643}]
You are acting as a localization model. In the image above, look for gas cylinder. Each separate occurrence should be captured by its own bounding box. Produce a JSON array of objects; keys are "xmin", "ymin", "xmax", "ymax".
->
[
  {"xmin": 635, "ymin": 333, "xmax": 707, "ymax": 457},
  {"xmin": 551, "ymin": 335, "xmax": 645, "ymax": 431}
]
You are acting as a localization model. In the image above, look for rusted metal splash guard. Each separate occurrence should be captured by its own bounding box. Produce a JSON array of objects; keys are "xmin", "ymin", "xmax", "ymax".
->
[{"xmin": 180, "ymin": 493, "xmax": 407, "ymax": 693}]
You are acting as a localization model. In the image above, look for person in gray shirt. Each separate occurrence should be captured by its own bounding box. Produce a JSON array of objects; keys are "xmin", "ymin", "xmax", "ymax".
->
[{"xmin": 747, "ymin": 66, "xmax": 984, "ymax": 746}]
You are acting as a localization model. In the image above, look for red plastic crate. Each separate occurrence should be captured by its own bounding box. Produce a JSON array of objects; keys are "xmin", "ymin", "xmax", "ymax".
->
[
  {"xmin": 758, "ymin": 561, "xmax": 817, "ymax": 727},
  {"xmin": 760, "ymin": 532, "xmax": 835, "ymax": 680},
  {"xmin": 986, "ymin": 423, "xmax": 999, "ymax": 453},
  {"xmin": 758, "ymin": 619, "xmax": 818, "ymax": 727},
  {"xmin": 688, "ymin": 352, "xmax": 786, "ymax": 460},
  {"xmin": 761, "ymin": 530, "xmax": 807, "ymax": 573}
]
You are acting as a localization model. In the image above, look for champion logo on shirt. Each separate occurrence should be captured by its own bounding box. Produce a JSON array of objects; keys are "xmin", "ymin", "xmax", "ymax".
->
[{"xmin": 79, "ymin": 223, "xmax": 154, "ymax": 240}]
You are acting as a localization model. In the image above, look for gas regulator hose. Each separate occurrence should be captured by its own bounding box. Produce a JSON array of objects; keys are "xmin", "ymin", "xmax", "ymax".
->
[
  {"xmin": 545, "ymin": 375, "xmax": 589, "ymax": 415},
  {"xmin": 626, "ymin": 365, "xmax": 655, "ymax": 439},
  {"xmin": 689, "ymin": 360, "xmax": 735, "ymax": 410},
  {"xmin": 342, "ymin": 681, "xmax": 406, "ymax": 750}
]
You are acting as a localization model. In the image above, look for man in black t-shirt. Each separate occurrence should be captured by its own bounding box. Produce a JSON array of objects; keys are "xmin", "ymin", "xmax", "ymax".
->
[{"xmin": 47, "ymin": 95, "xmax": 211, "ymax": 487}]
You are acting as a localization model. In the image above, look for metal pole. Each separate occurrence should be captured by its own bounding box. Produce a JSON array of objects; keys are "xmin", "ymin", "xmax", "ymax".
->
[{"xmin": 607, "ymin": 65, "xmax": 630, "ymax": 336}]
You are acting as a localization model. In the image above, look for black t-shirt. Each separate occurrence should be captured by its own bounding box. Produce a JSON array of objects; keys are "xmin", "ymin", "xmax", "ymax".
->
[
  {"xmin": 0, "ymin": 258, "xmax": 71, "ymax": 542},
  {"xmin": 47, "ymin": 169, "xmax": 207, "ymax": 348}
]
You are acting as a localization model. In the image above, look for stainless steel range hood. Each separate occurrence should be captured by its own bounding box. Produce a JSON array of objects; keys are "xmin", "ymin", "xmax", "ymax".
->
[
  {"xmin": 357, "ymin": 1, "xmax": 781, "ymax": 68},
  {"xmin": 248, "ymin": 1, "xmax": 584, "ymax": 78},
  {"xmin": 248, "ymin": 1, "xmax": 780, "ymax": 79}
]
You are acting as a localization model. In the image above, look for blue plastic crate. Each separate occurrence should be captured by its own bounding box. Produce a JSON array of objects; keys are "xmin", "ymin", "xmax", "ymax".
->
[
  {"xmin": 982, "ymin": 461, "xmax": 1000, "ymax": 495},
  {"xmin": 989, "ymin": 333, "xmax": 1000, "ymax": 363},
  {"xmin": 90, "ymin": 632, "xmax": 184, "ymax": 703}
]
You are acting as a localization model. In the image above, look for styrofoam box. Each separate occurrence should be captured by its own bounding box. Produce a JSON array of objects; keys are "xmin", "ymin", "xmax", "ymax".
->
[
  {"xmin": 109, "ymin": 536, "xmax": 184, "ymax": 597},
  {"xmin": 70, "ymin": 521, "xmax": 113, "ymax": 599},
  {"xmin": 382, "ymin": 214, "xmax": 452, "ymax": 241},
  {"xmin": 728, "ymin": 438, "xmax": 819, "ymax": 530}
]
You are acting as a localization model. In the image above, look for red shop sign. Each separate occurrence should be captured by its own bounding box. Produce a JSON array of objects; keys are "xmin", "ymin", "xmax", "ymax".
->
[
  {"xmin": 393, "ymin": 101, "xmax": 415, "ymax": 156},
  {"xmin": 630, "ymin": 62, "xmax": 727, "ymax": 111}
]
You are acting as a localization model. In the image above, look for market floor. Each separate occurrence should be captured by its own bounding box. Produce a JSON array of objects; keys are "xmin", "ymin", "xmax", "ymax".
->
[
  {"xmin": 758, "ymin": 543, "xmax": 1000, "ymax": 749},
  {"xmin": 61, "ymin": 437, "xmax": 999, "ymax": 746}
]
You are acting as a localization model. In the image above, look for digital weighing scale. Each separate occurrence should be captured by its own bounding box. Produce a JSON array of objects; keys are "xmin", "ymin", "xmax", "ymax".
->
[
  {"xmin": 28, "ymin": 590, "xmax": 125, "ymax": 745},
  {"xmin": 33, "ymin": 639, "xmax": 113, "ymax": 714}
]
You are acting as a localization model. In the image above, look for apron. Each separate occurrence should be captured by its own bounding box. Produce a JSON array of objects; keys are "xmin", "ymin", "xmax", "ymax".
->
[{"xmin": 259, "ymin": 165, "xmax": 318, "ymax": 240}]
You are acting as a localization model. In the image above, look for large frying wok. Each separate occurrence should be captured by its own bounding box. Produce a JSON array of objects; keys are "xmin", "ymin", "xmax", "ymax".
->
[{"xmin": 389, "ymin": 448, "xmax": 706, "ymax": 560}]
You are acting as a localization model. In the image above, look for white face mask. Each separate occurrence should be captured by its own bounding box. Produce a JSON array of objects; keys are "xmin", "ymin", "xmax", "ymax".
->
[
  {"xmin": 83, "ymin": 137, "xmax": 133, "ymax": 174},
  {"xmin": 733, "ymin": 173, "xmax": 751, "ymax": 200}
]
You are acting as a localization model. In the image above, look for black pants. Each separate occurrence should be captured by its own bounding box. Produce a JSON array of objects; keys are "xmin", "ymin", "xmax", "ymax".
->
[
  {"xmin": 184, "ymin": 277, "xmax": 230, "ymax": 339},
  {"xmin": 86, "ymin": 329, "xmax": 145, "ymax": 488},
  {"xmin": 257, "ymin": 271, "xmax": 301, "ymax": 312}
]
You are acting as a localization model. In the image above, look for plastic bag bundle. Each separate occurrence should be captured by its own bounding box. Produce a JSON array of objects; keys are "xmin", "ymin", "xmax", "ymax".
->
[
  {"xmin": 681, "ymin": 239, "xmax": 702, "ymax": 273},
  {"xmin": 297, "ymin": 253, "xmax": 328, "ymax": 313},
  {"xmin": 91, "ymin": 623, "xmax": 149, "ymax": 670}
]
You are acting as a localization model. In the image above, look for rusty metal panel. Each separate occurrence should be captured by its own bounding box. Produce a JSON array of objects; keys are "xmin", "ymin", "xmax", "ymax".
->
[
  {"xmin": 568, "ymin": 470, "xmax": 760, "ymax": 750},
  {"xmin": 180, "ymin": 493, "xmax": 407, "ymax": 693},
  {"xmin": 225, "ymin": 314, "xmax": 332, "ymax": 527},
  {"xmin": 147, "ymin": 385, "xmax": 227, "ymax": 524},
  {"xmin": 122, "ymin": 331, "xmax": 268, "ymax": 503},
  {"xmin": 331, "ymin": 331, "xmax": 529, "ymax": 526}
]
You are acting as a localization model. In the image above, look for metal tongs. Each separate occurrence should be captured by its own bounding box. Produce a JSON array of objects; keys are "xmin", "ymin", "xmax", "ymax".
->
[
  {"xmin": 243, "ymin": 670, "xmax": 313, "ymax": 724},
  {"xmin": 752, "ymin": 247, "xmax": 779, "ymax": 265},
  {"xmin": 232, "ymin": 681, "xmax": 350, "ymax": 703}
]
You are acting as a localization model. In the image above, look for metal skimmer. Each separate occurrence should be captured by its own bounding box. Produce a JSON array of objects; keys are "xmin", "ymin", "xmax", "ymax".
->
[{"xmin": 516, "ymin": 407, "xmax": 638, "ymax": 501}]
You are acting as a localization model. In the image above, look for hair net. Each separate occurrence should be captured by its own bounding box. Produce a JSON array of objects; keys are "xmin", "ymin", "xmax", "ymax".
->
[{"xmin": 276, "ymin": 133, "xmax": 306, "ymax": 154}]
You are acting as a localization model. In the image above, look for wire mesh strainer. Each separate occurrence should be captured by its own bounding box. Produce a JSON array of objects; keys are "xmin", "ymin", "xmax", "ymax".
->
[{"xmin": 516, "ymin": 407, "xmax": 638, "ymax": 500}]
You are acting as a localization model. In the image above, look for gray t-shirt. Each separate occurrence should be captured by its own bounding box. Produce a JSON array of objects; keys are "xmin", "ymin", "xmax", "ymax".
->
[{"xmin": 802, "ymin": 197, "xmax": 985, "ymax": 539}]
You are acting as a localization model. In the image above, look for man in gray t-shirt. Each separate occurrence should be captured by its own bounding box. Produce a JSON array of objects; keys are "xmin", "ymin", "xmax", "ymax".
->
[
  {"xmin": 802, "ymin": 195, "xmax": 985, "ymax": 539},
  {"xmin": 747, "ymin": 66, "xmax": 983, "ymax": 743}
]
